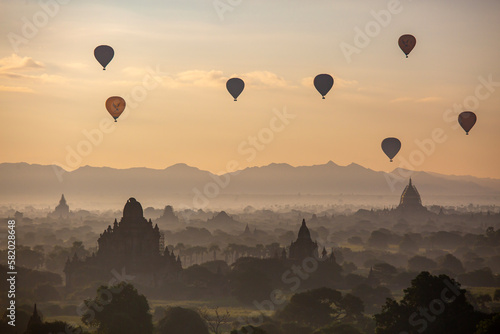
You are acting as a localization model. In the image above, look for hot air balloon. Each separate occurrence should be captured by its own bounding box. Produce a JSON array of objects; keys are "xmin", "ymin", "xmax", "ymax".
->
[
  {"xmin": 94, "ymin": 45, "xmax": 114, "ymax": 70},
  {"xmin": 226, "ymin": 78, "xmax": 245, "ymax": 101},
  {"xmin": 105, "ymin": 96, "xmax": 126, "ymax": 122},
  {"xmin": 458, "ymin": 111, "xmax": 477, "ymax": 135},
  {"xmin": 381, "ymin": 137, "xmax": 401, "ymax": 162},
  {"xmin": 314, "ymin": 74, "xmax": 334, "ymax": 99},
  {"xmin": 398, "ymin": 35, "xmax": 416, "ymax": 58}
]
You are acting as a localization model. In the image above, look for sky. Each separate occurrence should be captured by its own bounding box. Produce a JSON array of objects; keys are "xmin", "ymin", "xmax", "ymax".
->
[{"xmin": 1, "ymin": 0, "xmax": 500, "ymax": 179}]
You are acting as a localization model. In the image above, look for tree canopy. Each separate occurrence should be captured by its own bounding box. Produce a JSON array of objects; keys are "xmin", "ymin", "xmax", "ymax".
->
[
  {"xmin": 81, "ymin": 282, "xmax": 153, "ymax": 334},
  {"xmin": 276, "ymin": 287, "xmax": 364, "ymax": 328},
  {"xmin": 374, "ymin": 272, "xmax": 488, "ymax": 334},
  {"xmin": 157, "ymin": 307, "xmax": 209, "ymax": 334}
]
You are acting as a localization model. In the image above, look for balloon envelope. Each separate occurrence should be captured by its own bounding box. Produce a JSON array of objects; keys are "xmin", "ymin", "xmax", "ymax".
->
[
  {"xmin": 314, "ymin": 74, "xmax": 334, "ymax": 99},
  {"xmin": 398, "ymin": 35, "xmax": 416, "ymax": 58},
  {"xmin": 226, "ymin": 78, "xmax": 245, "ymax": 101},
  {"xmin": 105, "ymin": 96, "xmax": 126, "ymax": 122},
  {"xmin": 381, "ymin": 137, "xmax": 401, "ymax": 162},
  {"xmin": 94, "ymin": 45, "xmax": 114, "ymax": 70},
  {"xmin": 458, "ymin": 111, "xmax": 477, "ymax": 135}
]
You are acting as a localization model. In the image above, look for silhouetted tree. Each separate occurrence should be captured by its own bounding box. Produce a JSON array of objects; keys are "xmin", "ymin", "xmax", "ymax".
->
[
  {"xmin": 208, "ymin": 244, "xmax": 220, "ymax": 261},
  {"xmin": 230, "ymin": 325, "xmax": 268, "ymax": 334},
  {"xmin": 228, "ymin": 258, "xmax": 286, "ymax": 304},
  {"xmin": 494, "ymin": 289, "xmax": 500, "ymax": 301},
  {"xmin": 276, "ymin": 287, "xmax": 364, "ymax": 327},
  {"xmin": 198, "ymin": 306, "xmax": 230, "ymax": 334},
  {"xmin": 408, "ymin": 255, "xmax": 437, "ymax": 273},
  {"xmin": 368, "ymin": 230, "xmax": 391, "ymax": 249},
  {"xmin": 475, "ymin": 314, "xmax": 500, "ymax": 334},
  {"xmin": 399, "ymin": 234, "xmax": 419, "ymax": 253},
  {"xmin": 313, "ymin": 323, "xmax": 362, "ymax": 334},
  {"xmin": 0, "ymin": 308, "xmax": 30, "ymax": 334},
  {"xmin": 34, "ymin": 283, "xmax": 60, "ymax": 301},
  {"xmin": 372, "ymin": 262, "xmax": 397, "ymax": 282},
  {"xmin": 458, "ymin": 267, "xmax": 497, "ymax": 287},
  {"xmin": 157, "ymin": 307, "xmax": 209, "ymax": 334},
  {"xmin": 81, "ymin": 282, "xmax": 153, "ymax": 334},
  {"xmin": 351, "ymin": 283, "xmax": 392, "ymax": 314},
  {"xmin": 374, "ymin": 272, "xmax": 487, "ymax": 334},
  {"xmin": 437, "ymin": 253, "xmax": 465, "ymax": 275}
]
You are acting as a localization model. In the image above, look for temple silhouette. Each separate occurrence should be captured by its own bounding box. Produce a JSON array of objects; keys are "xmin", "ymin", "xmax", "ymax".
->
[
  {"xmin": 288, "ymin": 219, "xmax": 319, "ymax": 260},
  {"xmin": 49, "ymin": 194, "xmax": 70, "ymax": 218},
  {"xmin": 396, "ymin": 178, "xmax": 427, "ymax": 214},
  {"xmin": 64, "ymin": 198, "xmax": 181, "ymax": 288}
]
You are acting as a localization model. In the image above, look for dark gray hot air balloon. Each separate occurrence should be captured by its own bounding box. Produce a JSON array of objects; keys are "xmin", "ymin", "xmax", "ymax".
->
[
  {"xmin": 314, "ymin": 74, "xmax": 334, "ymax": 99},
  {"xmin": 381, "ymin": 137, "xmax": 401, "ymax": 162},
  {"xmin": 458, "ymin": 111, "xmax": 477, "ymax": 135},
  {"xmin": 398, "ymin": 34, "xmax": 416, "ymax": 58},
  {"xmin": 226, "ymin": 78, "xmax": 245, "ymax": 101},
  {"xmin": 94, "ymin": 45, "xmax": 114, "ymax": 70}
]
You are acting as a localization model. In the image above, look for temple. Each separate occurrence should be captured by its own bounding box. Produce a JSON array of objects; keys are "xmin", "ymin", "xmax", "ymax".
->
[
  {"xmin": 288, "ymin": 219, "xmax": 319, "ymax": 260},
  {"xmin": 51, "ymin": 194, "xmax": 70, "ymax": 218},
  {"xmin": 396, "ymin": 179, "xmax": 427, "ymax": 214},
  {"xmin": 64, "ymin": 198, "xmax": 182, "ymax": 289}
]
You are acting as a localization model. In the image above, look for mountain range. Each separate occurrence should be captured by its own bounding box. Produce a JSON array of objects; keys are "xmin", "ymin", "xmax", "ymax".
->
[{"xmin": 1, "ymin": 162, "xmax": 499, "ymax": 209}]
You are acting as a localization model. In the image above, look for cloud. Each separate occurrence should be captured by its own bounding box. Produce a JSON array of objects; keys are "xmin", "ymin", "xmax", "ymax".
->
[
  {"xmin": 158, "ymin": 70, "xmax": 292, "ymax": 89},
  {"xmin": 390, "ymin": 96, "xmax": 443, "ymax": 103},
  {"xmin": 0, "ymin": 85, "xmax": 34, "ymax": 93},
  {"xmin": 243, "ymin": 71, "xmax": 290, "ymax": 88},
  {"xmin": 176, "ymin": 70, "xmax": 226, "ymax": 87},
  {"xmin": 64, "ymin": 63, "xmax": 90, "ymax": 70},
  {"xmin": 389, "ymin": 97, "xmax": 413, "ymax": 103},
  {"xmin": 0, "ymin": 72, "xmax": 66, "ymax": 84},
  {"xmin": 416, "ymin": 96, "xmax": 442, "ymax": 103},
  {"xmin": 0, "ymin": 54, "xmax": 65, "ymax": 84},
  {"xmin": 0, "ymin": 54, "xmax": 44, "ymax": 72}
]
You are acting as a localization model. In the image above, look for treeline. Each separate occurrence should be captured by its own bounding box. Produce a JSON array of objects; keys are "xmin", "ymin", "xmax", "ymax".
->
[{"xmin": 2, "ymin": 272, "xmax": 500, "ymax": 334}]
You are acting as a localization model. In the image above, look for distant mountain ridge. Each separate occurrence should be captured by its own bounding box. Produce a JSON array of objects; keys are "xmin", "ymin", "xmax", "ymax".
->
[{"xmin": 0, "ymin": 161, "xmax": 499, "ymax": 207}]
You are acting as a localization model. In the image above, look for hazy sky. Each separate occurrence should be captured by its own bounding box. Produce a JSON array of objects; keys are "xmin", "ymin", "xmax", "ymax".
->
[{"xmin": 1, "ymin": 0, "xmax": 500, "ymax": 178}]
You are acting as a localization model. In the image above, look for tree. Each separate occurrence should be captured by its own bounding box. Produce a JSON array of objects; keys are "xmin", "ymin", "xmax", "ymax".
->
[
  {"xmin": 27, "ymin": 320, "xmax": 84, "ymax": 334},
  {"xmin": 494, "ymin": 289, "xmax": 500, "ymax": 301},
  {"xmin": 198, "ymin": 306, "xmax": 230, "ymax": 334},
  {"xmin": 351, "ymin": 283, "xmax": 392, "ymax": 314},
  {"xmin": 0, "ymin": 309, "xmax": 30, "ymax": 334},
  {"xmin": 408, "ymin": 255, "xmax": 437, "ymax": 273},
  {"xmin": 158, "ymin": 307, "xmax": 209, "ymax": 334},
  {"xmin": 228, "ymin": 258, "xmax": 286, "ymax": 304},
  {"xmin": 230, "ymin": 325, "xmax": 268, "ymax": 334},
  {"xmin": 372, "ymin": 263, "xmax": 397, "ymax": 282},
  {"xmin": 209, "ymin": 244, "xmax": 220, "ymax": 261},
  {"xmin": 12, "ymin": 245, "xmax": 44, "ymax": 269},
  {"xmin": 437, "ymin": 254, "xmax": 465, "ymax": 275},
  {"xmin": 367, "ymin": 230, "xmax": 391, "ymax": 249},
  {"xmin": 399, "ymin": 234, "xmax": 419, "ymax": 253},
  {"xmin": 276, "ymin": 287, "xmax": 364, "ymax": 328},
  {"xmin": 34, "ymin": 283, "xmax": 61, "ymax": 301},
  {"xmin": 475, "ymin": 314, "xmax": 500, "ymax": 334},
  {"xmin": 458, "ymin": 267, "xmax": 497, "ymax": 287},
  {"xmin": 313, "ymin": 323, "xmax": 362, "ymax": 334},
  {"xmin": 81, "ymin": 282, "xmax": 153, "ymax": 334},
  {"xmin": 374, "ymin": 272, "xmax": 488, "ymax": 334}
]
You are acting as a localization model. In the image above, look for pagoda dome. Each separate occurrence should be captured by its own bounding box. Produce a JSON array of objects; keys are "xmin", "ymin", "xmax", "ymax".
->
[
  {"xmin": 123, "ymin": 198, "xmax": 143, "ymax": 219},
  {"xmin": 297, "ymin": 219, "xmax": 311, "ymax": 240}
]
